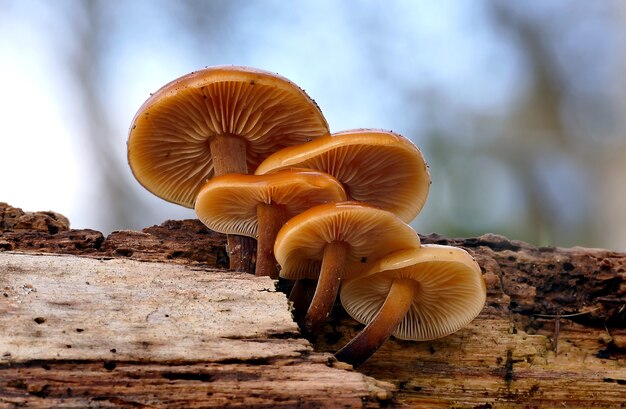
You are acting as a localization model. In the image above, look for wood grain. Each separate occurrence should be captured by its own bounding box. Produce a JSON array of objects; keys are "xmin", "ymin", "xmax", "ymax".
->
[
  {"xmin": 1, "ymin": 253, "xmax": 302, "ymax": 363},
  {"xmin": 1, "ymin": 202, "xmax": 625, "ymax": 408},
  {"xmin": 0, "ymin": 252, "xmax": 392, "ymax": 408},
  {"xmin": 312, "ymin": 234, "xmax": 626, "ymax": 408}
]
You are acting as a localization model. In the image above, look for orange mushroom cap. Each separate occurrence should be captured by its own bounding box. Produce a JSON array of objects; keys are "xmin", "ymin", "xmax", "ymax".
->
[
  {"xmin": 274, "ymin": 201, "xmax": 421, "ymax": 280},
  {"xmin": 255, "ymin": 129, "xmax": 430, "ymax": 223},
  {"xmin": 340, "ymin": 245, "xmax": 486, "ymax": 341},
  {"xmin": 128, "ymin": 66, "xmax": 329, "ymax": 208},
  {"xmin": 194, "ymin": 169, "xmax": 346, "ymax": 238}
]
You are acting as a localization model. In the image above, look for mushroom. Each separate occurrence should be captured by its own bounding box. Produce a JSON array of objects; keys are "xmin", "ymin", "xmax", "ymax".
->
[
  {"xmin": 194, "ymin": 169, "xmax": 346, "ymax": 278},
  {"xmin": 255, "ymin": 128, "xmax": 430, "ymax": 223},
  {"xmin": 127, "ymin": 66, "xmax": 329, "ymax": 273},
  {"xmin": 274, "ymin": 201, "xmax": 421, "ymax": 332},
  {"xmin": 335, "ymin": 244, "xmax": 486, "ymax": 368}
]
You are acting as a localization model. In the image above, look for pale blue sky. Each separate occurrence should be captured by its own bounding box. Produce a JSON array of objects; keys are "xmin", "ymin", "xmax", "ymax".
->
[{"xmin": 1, "ymin": 1, "xmax": 625, "ymax": 250}]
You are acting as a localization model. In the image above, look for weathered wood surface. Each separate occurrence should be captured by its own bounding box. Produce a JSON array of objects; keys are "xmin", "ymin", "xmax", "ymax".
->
[
  {"xmin": 0, "ymin": 252, "xmax": 392, "ymax": 408},
  {"xmin": 1, "ymin": 202, "xmax": 626, "ymax": 408},
  {"xmin": 1, "ymin": 253, "xmax": 303, "ymax": 363}
]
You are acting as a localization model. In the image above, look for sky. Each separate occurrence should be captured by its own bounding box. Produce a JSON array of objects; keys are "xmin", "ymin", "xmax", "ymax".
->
[
  {"xmin": 0, "ymin": 12, "xmax": 80, "ymax": 218},
  {"xmin": 1, "ymin": 0, "xmax": 625, "ymax": 251}
]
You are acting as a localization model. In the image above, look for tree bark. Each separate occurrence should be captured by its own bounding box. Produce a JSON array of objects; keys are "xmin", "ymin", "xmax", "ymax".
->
[{"xmin": 1, "ymin": 203, "xmax": 625, "ymax": 408}]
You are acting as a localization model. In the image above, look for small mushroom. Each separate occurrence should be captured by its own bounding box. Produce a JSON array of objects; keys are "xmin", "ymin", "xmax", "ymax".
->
[
  {"xmin": 274, "ymin": 201, "xmax": 421, "ymax": 332},
  {"xmin": 335, "ymin": 244, "xmax": 486, "ymax": 368},
  {"xmin": 256, "ymin": 128, "xmax": 430, "ymax": 223},
  {"xmin": 128, "ymin": 66, "xmax": 329, "ymax": 273},
  {"xmin": 194, "ymin": 169, "xmax": 346, "ymax": 278}
]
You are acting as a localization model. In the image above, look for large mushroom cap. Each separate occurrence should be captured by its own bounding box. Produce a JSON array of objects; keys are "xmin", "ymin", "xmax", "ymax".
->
[
  {"xmin": 194, "ymin": 169, "xmax": 346, "ymax": 238},
  {"xmin": 128, "ymin": 66, "xmax": 329, "ymax": 208},
  {"xmin": 255, "ymin": 129, "xmax": 430, "ymax": 222},
  {"xmin": 274, "ymin": 201, "xmax": 421, "ymax": 280},
  {"xmin": 340, "ymin": 245, "xmax": 486, "ymax": 341}
]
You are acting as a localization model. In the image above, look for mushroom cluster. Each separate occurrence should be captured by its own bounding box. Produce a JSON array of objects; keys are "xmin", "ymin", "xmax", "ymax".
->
[{"xmin": 127, "ymin": 66, "xmax": 486, "ymax": 368}]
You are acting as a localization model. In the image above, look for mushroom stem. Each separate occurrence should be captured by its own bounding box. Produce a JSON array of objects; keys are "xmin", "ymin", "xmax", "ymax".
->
[
  {"xmin": 289, "ymin": 279, "xmax": 317, "ymax": 322},
  {"xmin": 209, "ymin": 135, "xmax": 256, "ymax": 274},
  {"xmin": 334, "ymin": 278, "xmax": 419, "ymax": 368},
  {"xmin": 210, "ymin": 134, "xmax": 248, "ymax": 175},
  {"xmin": 256, "ymin": 204, "xmax": 288, "ymax": 279},
  {"xmin": 304, "ymin": 241, "xmax": 348, "ymax": 332}
]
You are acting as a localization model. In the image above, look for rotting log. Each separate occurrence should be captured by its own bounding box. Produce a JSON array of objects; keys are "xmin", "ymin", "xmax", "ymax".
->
[
  {"xmin": 0, "ymin": 253, "xmax": 391, "ymax": 408},
  {"xmin": 314, "ymin": 234, "xmax": 626, "ymax": 408},
  {"xmin": 1, "ymin": 202, "xmax": 626, "ymax": 408}
]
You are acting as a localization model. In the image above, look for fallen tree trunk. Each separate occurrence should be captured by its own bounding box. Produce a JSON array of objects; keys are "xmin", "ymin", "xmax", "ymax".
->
[
  {"xmin": 1, "ymin": 203, "xmax": 625, "ymax": 408},
  {"xmin": 314, "ymin": 234, "xmax": 626, "ymax": 408},
  {"xmin": 0, "ymin": 252, "xmax": 391, "ymax": 408}
]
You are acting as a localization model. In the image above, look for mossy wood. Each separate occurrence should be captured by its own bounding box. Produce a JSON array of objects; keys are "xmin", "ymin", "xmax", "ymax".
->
[{"xmin": 1, "ymin": 203, "xmax": 625, "ymax": 408}]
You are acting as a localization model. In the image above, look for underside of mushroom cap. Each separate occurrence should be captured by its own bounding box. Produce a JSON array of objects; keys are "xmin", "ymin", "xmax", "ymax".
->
[
  {"xmin": 255, "ymin": 129, "xmax": 430, "ymax": 222},
  {"xmin": 274, "ymin": 201, "xmax": 421, "ymax": 280},
  {"xmin": 340, "ymin": 245, "xmax": 486, "ymax": 341},
  {"xmin": 194, "ymin": 169, "xmax": 346, "ymax": 238},
  {"xmin": 128, "ymin": 66, "xmax": 329, "ymax": 208}
]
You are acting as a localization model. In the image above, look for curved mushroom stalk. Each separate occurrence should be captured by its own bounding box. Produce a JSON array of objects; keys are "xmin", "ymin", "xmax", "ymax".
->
[
  {"xmin": 210, "ymin": 135, "xmax": 256, "ymax": 272},
  {"xmin": 274, "ymin": 202, "xmax": 421, "ymax": 332},
  {"xmin": 288, "ymin": 279, "xmax": 317, "ymax": 322},
  {"xmin": 256, "ymin": 204, "xmax": 288, "ymax": 278},
  {"xmin": 336, "ymin": 245, "xmax": 487, "ymax": 368},
  {"xmin": 304, "ymin": 241, "xmax": 348, "ymax": 332},
  {"xmin": 334, "ymin": 278, "xmax": 419, "ymax": 367}
]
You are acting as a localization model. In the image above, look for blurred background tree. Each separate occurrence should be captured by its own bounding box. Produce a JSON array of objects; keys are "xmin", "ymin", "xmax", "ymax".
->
[{"xmin": 1, "ymin": 0, "xmax": 624, "ymax": 251}]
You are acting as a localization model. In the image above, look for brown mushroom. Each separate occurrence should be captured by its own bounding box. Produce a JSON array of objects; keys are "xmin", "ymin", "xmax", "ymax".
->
[
  {"xmin": 274, "ymin": 201, "xmax": 421, "ymax": 332},
  {"xmin": 194, "ymin": 169, "xmax": 346, "ymax": 278},
  {"xmin": 127, "ymin": 66, "xmax": 329, "ymax": 273},
  {"xmin": 256, "ymin": 128, "xmax": 430, "ymax": 223},
  {"xmin": 335, "ymin": 245, "xmax": 486, "ymax": 367}
]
